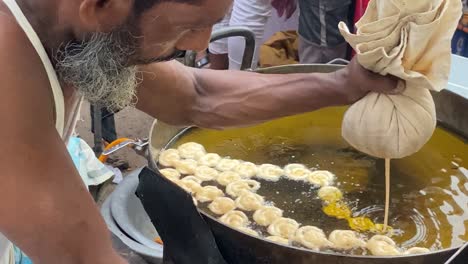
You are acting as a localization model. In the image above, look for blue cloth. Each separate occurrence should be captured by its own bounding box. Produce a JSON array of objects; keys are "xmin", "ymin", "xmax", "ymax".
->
[
  {"xmin": 14, "ymin": 246, "xmax": 32, "ymax": 264},
  {"xmin": 67, "ymin": 136, "xmax": 81, "ymax": 170},
  {"xmin": 66, "ymin": 136, "xmax": 114, "ymax": 188}
]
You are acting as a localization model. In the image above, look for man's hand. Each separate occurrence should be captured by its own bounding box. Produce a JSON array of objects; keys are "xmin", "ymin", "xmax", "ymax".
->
[{"xmin": 335, "ymin": 57, "xmax": 400, "ymax": 104}]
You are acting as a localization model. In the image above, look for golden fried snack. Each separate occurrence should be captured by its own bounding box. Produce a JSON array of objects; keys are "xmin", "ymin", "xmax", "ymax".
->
[
  {"xmin": 318, "ymin": 186, "xmax": 343, "ymax": 203},
  {"xmin": 404, "ymin": 247, "xmax": 431, "ymax": 255},
  {"xmin": 198, "ymin": 153, "xmax": 222, "ymax": 167},
  {"xmin": 159, "ymin": 168, "xmax": 181, "ymax": 182},
  {"xmin": 234, "ymin": 162, "xmax": 258, "ymax": 178},
  {"xmin": 158, "ymin": 149, "xmax": 180, "ymax": 167},
  {"xmin": 307, "ymin": 170, "xmax": 335, "ymax": 187},
  {"xmin": 284, "ymin": 164, "xmax": 312, "ymax": 181},
  {"xmin": 181, "ymin": 175, "xmax": 202, "ymax": 184},
  {"xmin": 235, "ymin": 192, "xmax": 264, "ymax": 211},
  {"xmin": 217, "ymin": 171, "xmax": 242, "ymax": 186},
  {"xmin": 178, "ymin": 176, "xmax": 202, "ymax": 194},
  {"xmin": 195, "ymin": 186, "xmax": 224, "ymax": 202},
  {"xmin": 257, "ymin": 164, "xmax": 284, "ymax": 182},
  {"xmin": 253, "ymin": 206, "xmax": 283, "ymax": 227},
  {"xmin": 366, "ymin": 235, "xmax": 401, "ymax": 256},
  {"xmin": 267, "ymin": 218, "xmax": 300, "ymax": 239},
  {"xmin": 226, "ymin": 180, "xmax": 261, "ymax": 197},
  {"xmin": 219, "ymin": 210, "xmax": 250, "ymax": 228},
  {"xmin": 177, "ymin": 142, "xmax": 206, "ymax": 160},
  {"xmin": 294, "ymin": 226, "xmax": 332, "ymax": 250},
  {"xmin": 208, "ymin": 197, "xmax": 236, "ymax": 215},
  {"xmin": 174, "ymin": 159, "xmax": 198, "ymax": 175},
  {"xmin": 216, "ymin": 158, "xmax": 241, "ymax": 172},
  {"xmin": 328, "ymin": 230, "xmax": 366, "ymax": 250},
  {"xmin": 194, "ymin": 165, "xmax": 219, "ymax": 181}
]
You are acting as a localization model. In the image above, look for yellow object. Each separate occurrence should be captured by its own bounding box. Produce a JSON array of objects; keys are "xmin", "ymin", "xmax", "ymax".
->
[
  {"xmin": 320, "ymin": 188, "xmax": 394, "ymax": 233},
  {"xmin": 323, "ymin": 203, "xmax": 394, "ymax": 233},
  {"xmin": 373, "ymin": 224, "xmax": 394, "ymax": 235},
  {"xmin": 154, "ymin": 237, "xmax": 163, "ymax": 245},
  {"xmin": 323, "ymin": 202, "xmax": 351, "ymax": 219},
  {"xmin": 98, "ymin": 138, "xmax": 132, "ymax": 163},
  {"xmin": 348, "ymin": 217, "xmax": 375, "ymax": 232},
  {"xmin": 259, "ymin": 31, "xmax": 299, "ymax": 67}
]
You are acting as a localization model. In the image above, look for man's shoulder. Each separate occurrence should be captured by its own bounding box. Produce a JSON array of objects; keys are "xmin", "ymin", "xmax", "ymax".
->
[
  {"xmin": 0, "ymin": 14, "xmax": 56, "ymax": 128},
  {"xmin": 0, "ymin": 14, "xmax": 43, "ymax": 68}
]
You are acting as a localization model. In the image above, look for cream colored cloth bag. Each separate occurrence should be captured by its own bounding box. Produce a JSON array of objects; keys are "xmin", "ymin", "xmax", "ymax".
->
[{"xmin": 338, "ymin": 0, "xmax": 462, "ymax": 159}]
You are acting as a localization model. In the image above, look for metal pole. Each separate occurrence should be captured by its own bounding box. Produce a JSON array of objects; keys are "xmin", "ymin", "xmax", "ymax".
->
[{"xmin": 92, "ymin": 104, "xmax": 103, "ymax": 157}]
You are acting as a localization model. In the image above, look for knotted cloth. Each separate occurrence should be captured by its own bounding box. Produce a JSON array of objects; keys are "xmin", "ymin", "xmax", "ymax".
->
[{"xmin": 338, "ymin": 0, "xmax": 462, "ymax": 158}]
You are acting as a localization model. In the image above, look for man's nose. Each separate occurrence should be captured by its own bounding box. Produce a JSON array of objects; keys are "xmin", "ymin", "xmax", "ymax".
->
[{"xmin": 176, "ymin": 28, "xmax": 212, "ymax": 52}]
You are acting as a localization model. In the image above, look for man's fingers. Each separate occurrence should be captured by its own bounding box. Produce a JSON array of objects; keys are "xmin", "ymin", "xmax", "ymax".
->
[
  {"xmin": 388, "ymin": 80, "xmax": 405, "ymax": 94},
  {"xmin": 364, "ymin": 72, "xmax": 401, "ymax": 94},
  {"xmin": 348, "ymin": 57, "xmax": 403, "ymax": 96}
]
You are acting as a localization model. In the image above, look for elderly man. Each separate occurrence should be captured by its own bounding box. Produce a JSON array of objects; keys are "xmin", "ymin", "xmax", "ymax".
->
[{"xmin": 0, "ymin": 0, "xmax": 397, "ymax": 263}]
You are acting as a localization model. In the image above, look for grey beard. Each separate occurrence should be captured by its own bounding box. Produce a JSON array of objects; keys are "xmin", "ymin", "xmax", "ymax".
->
[{"xmin": 55, "ymin": 32, "xmax": 140, "ymax": 111}]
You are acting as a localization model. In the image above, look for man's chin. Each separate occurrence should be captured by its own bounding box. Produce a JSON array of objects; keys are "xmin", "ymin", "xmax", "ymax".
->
[{"xmin": 77, "ymin": 74, "xmax": 139, "ymax": 111}]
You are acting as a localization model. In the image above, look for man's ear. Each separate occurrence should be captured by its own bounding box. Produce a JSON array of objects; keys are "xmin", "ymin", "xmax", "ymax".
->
[{"xmin": 78, "ymin": 0, "xmax": 134, "ymax": 32}]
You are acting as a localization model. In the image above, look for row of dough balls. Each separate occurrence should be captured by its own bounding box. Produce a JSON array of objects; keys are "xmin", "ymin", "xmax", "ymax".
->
[
  {"xmin": 159, "ymin": 170, "xmax": 430, "ymax": 256},
  {"xmin": 158, "ymin": 142, "xmax": 335, "ymax": 186},
  {"xmin": 219, "ymin": 208, "xmax": 430, "ymax": 256},
  {"xmin": 160, "ymin": 171, "xmax": 430, "ymax": 256},
  {"xmin": 160, "ymin": 152, "xmax": 268, "ymax": 216},
  {"xmin": 160, "ymin": 170, "xmax": 265, "ymax": 213}
]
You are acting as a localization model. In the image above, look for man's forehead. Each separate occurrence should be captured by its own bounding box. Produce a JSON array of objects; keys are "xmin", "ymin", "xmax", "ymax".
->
[{"xmin": 142, "ymin": 0, "xmax": 232, "ymax": 28}]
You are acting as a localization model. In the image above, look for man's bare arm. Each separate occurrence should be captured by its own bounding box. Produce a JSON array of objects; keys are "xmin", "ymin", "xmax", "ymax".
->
[
  {"xmin": 0, "ymin": 23, "xmax": 125, "ymax": 264},
  {"xmin": 136, "ymin": 59, "xmax": 397, "ymax": 129}
]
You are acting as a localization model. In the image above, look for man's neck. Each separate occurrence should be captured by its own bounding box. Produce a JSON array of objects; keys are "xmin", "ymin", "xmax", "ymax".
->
[{"xmin": 3, "ymin": 0, "xmax": 76, "ymax": 60}]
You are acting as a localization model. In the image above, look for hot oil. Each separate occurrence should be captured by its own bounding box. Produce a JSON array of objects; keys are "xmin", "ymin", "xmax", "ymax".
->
[{"xmin": 170, "ymin": 107, "xmax": 468, "ymax": 252}]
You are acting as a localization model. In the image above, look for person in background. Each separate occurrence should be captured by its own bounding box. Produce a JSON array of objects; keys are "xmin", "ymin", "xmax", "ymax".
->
[
  {"xmin": 209, "ymin": 0, "xmax": 273, "ymax": 70},
  {"xmin": 296, "ymin": 0, "xmax": 354, "ymax": 63},
  {"xmin": 452, "ymin": 0, "xmax": 468, "ymax": 56}
]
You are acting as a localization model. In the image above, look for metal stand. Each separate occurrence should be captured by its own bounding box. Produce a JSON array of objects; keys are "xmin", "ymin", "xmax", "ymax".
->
[
  {"xmin": 184, "ymin": 26, "xmax": 256, "ymax": 70},
  {"xmin": 92, "ymin": 103, "xmax": 103, "ymax": 157}
]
